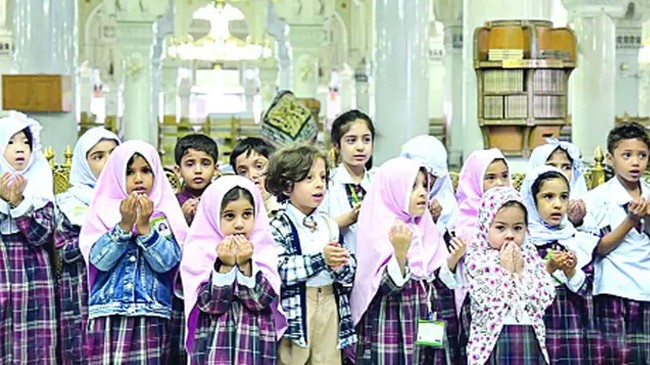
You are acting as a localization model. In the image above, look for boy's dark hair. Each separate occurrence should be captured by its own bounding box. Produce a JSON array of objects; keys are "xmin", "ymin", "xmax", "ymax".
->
[
  {"xmin": 221, "ymin": 187, "xmax": 255, "ymax": 214},
  {"xmin": 607, "ymin": 122, "xmax": 650, "ymax": 154},
  {"xmin": 531, "ymin": 171, "xmax": 569, "ymax": 206},
  {"xmin": 174, "ymin": 134, "xmax": 219, "ymax": 166},
  {"xmin": 21, "ymin": 128, "xmax": 33, "ymax": 151},
  {"xmin": 500, "ymin": 200, "xmax": 528, "ymax": 225},
  {"xmin": 229, "ymin": 137, "xmax": 275, "ymax": 169},
  {"xmin": 330, "ymin": 110, "xmax": 375, "ymax": 170},
  {"xmin": 265, "ymin": 144, "xmax": 329, "ymax": 203}
]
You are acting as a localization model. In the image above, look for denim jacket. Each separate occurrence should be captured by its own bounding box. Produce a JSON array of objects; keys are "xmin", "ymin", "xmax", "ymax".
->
[{"xmin": 88, "ymin": 224, "xmax": 181, "ymax": 320}]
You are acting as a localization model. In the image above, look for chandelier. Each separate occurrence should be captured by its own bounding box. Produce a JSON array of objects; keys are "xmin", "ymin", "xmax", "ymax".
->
[{"xmin": 167, "ymin": 2, "xmax": 272, "ymax": 62}]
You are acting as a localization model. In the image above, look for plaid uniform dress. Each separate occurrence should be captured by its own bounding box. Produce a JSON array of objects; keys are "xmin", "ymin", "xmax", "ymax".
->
[
  {"xmin": 457, "ymin": 295, "xmax": 471, "ymax": 365},
  {"xmin": 188, "ymin": 271, "xmax": 278, "ymax": 364},
  {"xmin": 55, "ymin": 215, "xmax": 88, "ymax": 365},
  {"xmin": 0, "ymin": 203, "xmax": 58, "ymax": 364},
  {"xmin": 425, "ymin": 272, "xmax": 457, "ymax": 365},
  {"xmin": 355, "ymin": 269, "xmax": 430, "ymax": 365},
  {"xmin": 485, "ymin": 325, "xmax": 546, "ymax": 365}
]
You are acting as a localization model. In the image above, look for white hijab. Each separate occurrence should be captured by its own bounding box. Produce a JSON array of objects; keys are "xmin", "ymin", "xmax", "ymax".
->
[
  {"xmin": 57, "ymin": 127, "xmax": 120, "ymax": 226},
  {"xmin": 528, "ymin": 138, "xmax": 589, "ymax": 200},
  {"xmin": 0, "ymin": 112, "xmax": 54, "ymax": 234},
  {"xmin": 400, "ymin": 135, "xmax": 459, "ymax": 230}
]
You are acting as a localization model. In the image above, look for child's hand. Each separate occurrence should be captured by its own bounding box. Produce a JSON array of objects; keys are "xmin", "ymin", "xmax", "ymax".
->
[
  {"xmin": 136, "ymin": 195, "xmax": 154, "ymax": 235},
  {"xmin": 389, "ymin": 221, "xmax": 412, "ymax": 257},
  {"xmin": 513, "ymin": 245, "xmax": 524, "ymax": 275},
  {"xmin": 547, "ymin": 250, "xmax": 565, "ymax": 273},
  {"xmin": 233, "ymin": 235, "xmax": 253, "ymax": 266},
  {"xmin": 216, "ymin": 237, "xmax": 236, "ymax": 267},
  {"xmin": 8, "ymin": 173, "xmax": 27, "ymax": 206},
  {"xmin": 561, "ymin": 251, "xmax": 577, "ymax": 278},
  {"xmin": 447, "ymin": 237, "xmax": 466, "ymax": 271},
  {"xmin": 181, "ymin": 198, "xmax": 198, "ymax": 222},
  {"xmin": 628, "ymin": 198, "xmax": 647, "ymax": 221},
  {"xmin": 337, "ymin": 203, "xmax": 361, "ymax": 228},
  {"xmin": 323, "ymin": 242, "xmax": 349, "ymax": 269},
  {"xmin": 500, "ymin": 241, "xmax": 519, "ymax": 274},
  {"xmin": 0, "ymin": 172, "xmax": 13, "ymax": 202},
  {"xmin": 567, "ymin": 199, "xmax": 586, "ymax": 226},
  {"xmin": 429, "ymin": 198, "xmax": 442, "ymax": 223},
  {"xmin": 119, "ymin": 194, "xmax": 138, "ymax": 232}
]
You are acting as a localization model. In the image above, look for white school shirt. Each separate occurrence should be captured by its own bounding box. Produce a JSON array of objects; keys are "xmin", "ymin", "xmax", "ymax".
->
[
  {"xmin": 585, "ymin": 177, "xmax": 650, "ymax": 301},
  {"xmin": 285, "ymin": 203, "xmax": 340, "ymax": 287},
  {"xmin": 320, "ymin": 164, "xmax": 373, "ymax": 254}
]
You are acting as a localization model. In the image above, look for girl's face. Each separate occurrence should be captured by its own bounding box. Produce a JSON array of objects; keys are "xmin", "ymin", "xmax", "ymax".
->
[
  {"xmin": 87, "ymin": 139, "xmax": 118, "ymax": 179},
  {"xmin": 337, "ymin": 120, "xmax": 373, "ymax": 170},
  {"xmin": 220, "ymin": 195, "xmax": 255, "ymax": 237},
  {"xmin": 488, "ymin": 205, "xmax": 527, "ymax": 250},
  {"xmin": 483, "ymin": 159, "xmax": 510, "ymax": 192},
  {"xmin": 408, "ymin": 170, "xmax": 428, "ymax": 217},
  {"xmin": 546, "ymin": 148, "xmax": 573, "ymax": 182},
  {"xmin": 3, "ymin": 131, "xmax": 32, "ymax": 171},
  {"xmin": 235, "ymin": 151, "xmax": 270, "ymax": 195},
  {"xmin": 535, "ymin": 177, "xmax": 569, "ymax": 227},
  {"xmin": 125, "ymin": 155, "xmax": 154, "ymax": 195}
]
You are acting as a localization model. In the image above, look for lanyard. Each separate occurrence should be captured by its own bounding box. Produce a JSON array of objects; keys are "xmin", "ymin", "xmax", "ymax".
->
[
  {"xmin": 347, "ymin": 184, "xmax": 361, "ymax": 205},
  {"xmin": 419, "ymin": 280, "xmax": 435, "ymax": 320}
]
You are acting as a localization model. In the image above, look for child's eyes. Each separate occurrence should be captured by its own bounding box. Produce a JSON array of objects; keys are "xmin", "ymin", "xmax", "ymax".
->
[
  {"xmin": 363, "ymin": 136, "xmax": 372, "ymax": 144},
  {"xmin": 514, "ymin": 226, "xmax": 524, "ymax": 232},
  {"xmin": 143, "ymin": 167, "xmax": 153, "ymax": 174},
  {"xmin": 243, "ymin": 211, "xmax": 253, "ymax": 219},
  {"xmin": 543, "ymin": 193, "xmax": 553, "ymax": 200},
  {"xmin": 501, "ymin": 173, "xmax": 509, "ymax": 179},
  {"xmin": 223, "ymin": 213, "xmax": 235, "ymax": 220},
  {"xmin": 93, "ymin": 154, "xmax": 104, "ymax": 161},
  {"xmin": 561, "ymin": 193, "xmax": 569, "ymax": 200},
  {"xmin": 256, "ymin": 163, "xmax": 265, "ymax": 170},
  {"xmin": 346, "ymin": 137, "xmax": 356, "ymax": 144},
  {"xmin": 184, "ymin": 161, "xmax": 194, "ymax": 167},
  {"xmin": 201, "ymin": 160, "xmax": 212, "ymax": 167}
]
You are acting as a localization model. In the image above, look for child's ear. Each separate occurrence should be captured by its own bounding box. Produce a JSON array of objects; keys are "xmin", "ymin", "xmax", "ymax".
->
[
  {"xmin": 174, "ymin": 165, "xmax": 181, "ymax": 177},
  {"xmin": 606, "ymin": 152, "xmax": 614, "ymax": 166},
  {"xmin": 283, "ymin": 186, "xmax": 293, "ymax": 198}
]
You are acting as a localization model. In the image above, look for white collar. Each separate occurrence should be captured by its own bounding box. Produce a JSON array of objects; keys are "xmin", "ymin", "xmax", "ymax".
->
[
  {"xmin": 333, "ymin": 163, "xmax": 371, "ymax": 186},
  {"xmin": 609, "ymin": 176, "xmax": 650, "ymax": 206},
  {"xmin": 285, "ymin": 203, "xmax": 317, "ymax": 225}
]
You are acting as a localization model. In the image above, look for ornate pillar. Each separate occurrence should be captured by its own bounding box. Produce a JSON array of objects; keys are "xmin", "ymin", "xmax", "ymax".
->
[
  {"xmin": 373, "ymin": 0, "xmax": 430, "ymax": 163},
  {"xmin": 266, "ymin": 2, "xmax": 292, "ymax": 91},
  {"xmin": 107, "ymin": 0, "xmax": 170, "ymax": 143},
  {"xmin": 435, "ymin": 0, "xmax": 463, "ymax": 167},
  {"xmin": 563, "ymin": 0, "xmax": 627, "ymax": 157},
  {"xmin": 12, "ymin": 0, "xmax": 78, "ymax": 157}
]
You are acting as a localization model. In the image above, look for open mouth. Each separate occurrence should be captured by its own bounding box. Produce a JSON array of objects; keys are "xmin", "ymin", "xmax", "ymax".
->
[
  {"xmin": 550, "ymin": 213, "xmax": 563, "ymax": 220},
  {"xmin": 312, "ymin": 193, "xmax": 324, "ymax": 201},
  {"xmin": 192, "ymin": 178, "xmax": 205, "ymax": 185},
  {"xmin": 133, "ymin": 187, "xmax": 147, "ymax": 194},
  {"xmin": 630, "ymin": 170, "xmax": 641, "ymax": 177},
  {"xmin": 354, "ymin": 154, "xmax": 367, "ymax": 161}
]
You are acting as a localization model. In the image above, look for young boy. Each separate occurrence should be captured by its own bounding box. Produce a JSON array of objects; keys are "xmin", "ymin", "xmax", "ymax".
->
[
  {"xmin": 266, "ymin": 144, "xmax": 357, "ymax": 365},
  {"xmin": 230, "ymin": 137, "xmax": 281, "ymax": 217},
  {"xmin": 174, "ymin": 133, "xmax": 219, "ymax": 224},
  {"xmin": 585, "ymin": 121, "xmax": 650, "ymax": 364}
]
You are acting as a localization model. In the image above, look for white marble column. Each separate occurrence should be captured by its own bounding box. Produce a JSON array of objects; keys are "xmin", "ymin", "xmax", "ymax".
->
[
  {"xmin": 290, "ymin": 27, "xmax": 321, "ymax": 98},
  {"xmin": 339, "ymin": 64, "xmax": 355, "ymax": 111},
  {"xmin": 78, "ymin": 63, "xmax": 94, "ymax": 120},
  {"xmin": 177, "ymin": 65, "xmax": 193, "ymax": 123},
  {"xmin": 435, "ymin": 0, "xmax": 463, "ymax": 168},
  {"xmin": 354, "ymin": 58, "xmax": 370, "ymax": 114},
  {"xmin": 107, "ymin": 0, "xmax": 169, "ymax": 143},
  {"xmin": 462, "ymin": 0, "xmax": 553, "ymax": 162},
  {"xmin": 161, "ymin": 60, "xmax": 179, "ymax": 123},
  {"xmin": 12, "ymin": 0, "xmax": 78, "ymax": 157},
  {"xmin": 564, "ymin": 0, "xmax": 626, "ymax": 158},
  {"xmin": 373, "ymin": 0, "xmax": 430, "ymax": 164},
  {"xmin": 0, "ymin": 0, "xmax": 11, "ymax": 112},
  {"xmin": 266, "ymin": 2, "xmax": 292, "ymax": 91}
]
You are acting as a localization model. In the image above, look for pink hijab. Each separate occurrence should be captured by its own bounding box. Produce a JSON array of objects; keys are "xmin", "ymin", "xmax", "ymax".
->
[
  {"xmin": 350, "ymin": 157, "xmax": 447, "ymax": 325},
  {"xmin": 181, "ymin": 176, "xmax": 286, "ymax": 348},
  {"xmin": 79, "ymin": 140, "xmax": 188, "ymax": 286}
]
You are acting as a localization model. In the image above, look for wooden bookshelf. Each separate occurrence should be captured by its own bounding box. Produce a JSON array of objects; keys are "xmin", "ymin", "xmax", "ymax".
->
[{"xmin": 474, "ymin": 20, "xmax": 576, "ymax": 156}]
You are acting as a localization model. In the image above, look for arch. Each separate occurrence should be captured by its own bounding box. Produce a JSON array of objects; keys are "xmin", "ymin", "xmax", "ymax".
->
[{"xmin": 321, "ymin": 11, "xmax": 348, "ymax": 73}]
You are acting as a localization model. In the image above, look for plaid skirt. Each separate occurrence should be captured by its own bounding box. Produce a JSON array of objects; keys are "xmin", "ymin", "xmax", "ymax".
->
[
  {"xmin": 85, "ymin": 315, "xmax": 170, "ymax": 365},
  {"xmin": 485, "ymin": 325, "xmax": 546, "ymax": 365},
  {"xmin": 422, "ymin": 277, "xmax": 458, "ymax": 365},
  {"xmin": 168, "ymin": 296, "xmax": 186, "ymax": 365},
  {"xmin": 594, "ymin": 294, "xmax": 650, "ymax": 365},
  {"xmin": 544, "ymin": 285, "xmax": 585, "ymax": 365},
  {"xmin": 59, "ymin": 258, "xmax": 88, "ymax": 365},
  {"xmin": 457, "ymin": 295, "xmax": 471, "ymax": 365}
]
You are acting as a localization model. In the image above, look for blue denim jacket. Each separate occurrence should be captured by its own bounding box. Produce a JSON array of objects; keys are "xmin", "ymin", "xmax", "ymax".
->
[{"xmin": 88, "ymin": 224, "xmax": 181, "ymax": 320}]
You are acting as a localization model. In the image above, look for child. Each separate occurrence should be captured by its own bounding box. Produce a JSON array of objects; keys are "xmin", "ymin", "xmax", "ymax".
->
[
  {"xmin": 529, "ymin": 139, "xmax": 591, "ymax": 229},
  {"xmin": 521, "ymin": 166, "xmax": 601, "ymax": 365},
  {"xmin": 466, "ymin": 186, "xmax": 555, "ymax": 365},
  {"xmin": 401, "ymin": 134, "xmax": 459, "ymax": 231},
  {"xmin": 321, "ymin": 110, "xmax": 375, "ymax": 254},
  {"xmin": 79, "ymin": 140, "xmax": 188, "ymax": 364},
  {"xmin": 0, "ymin": 112, "xmax": 57, "ymax": 363},
  {"xmin": 181, "ymin": 175, "xmax": 286, "ymax": 364},
  {"xmin": 585, "ymin": 121, "xmax": 650, "ymax": 364},
  {"xmin": 55, "ymin": 127, "xmax": 120, "ymax": 365},
  {"xmin": 266, "ymin": 144, "xmax": 356, "ymax": 364},
  {"xmin": 174, "ymin": 133, "xmax": 219, "ymax": 224},
  {"xmin": 230, "ymin": 137, "xmax": 280, "ymax": 217},
  {"xmin": 351, "ymin": 157, "xmax": 450, "ymax": 364}
]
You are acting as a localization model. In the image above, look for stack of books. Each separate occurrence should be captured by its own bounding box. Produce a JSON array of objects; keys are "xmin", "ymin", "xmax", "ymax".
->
[
  {"xmin": 488, "ymin": 49, "xmax": 524, "ymax": 61},
  {"xmin": 483, "ymin": 70, "xmax": 525, "ymax": 93}
]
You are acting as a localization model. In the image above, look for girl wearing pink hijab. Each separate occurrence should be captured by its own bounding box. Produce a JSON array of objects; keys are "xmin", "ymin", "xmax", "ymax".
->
[
  {"xmin": 79, "ymin": 140, "xmax": 187, "ymax": 364},
  {"xmin": 351, "ymin": 157, "xmax": 448, "ymax": 364},
  {"xmin": 181, "ymin": 176, "xmax": 285, "ymax": 364}
]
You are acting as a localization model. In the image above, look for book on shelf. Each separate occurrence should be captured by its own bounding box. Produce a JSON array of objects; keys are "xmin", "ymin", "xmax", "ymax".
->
[
  {"xmin": 504, "ymin": 95, "xmax": 528, "ymax": 119},
  {"xmin": 533, "ymin": 69, "xmax": 565, "ymax": 93},
  {"xmin": 483, "ymin": 70, "xmax": 525, "ymax": 93},
  {"xmin": 488, "ymin": 49, "xmax": 524, "ymax": 61},
  {"xmin": 533, "ymin": 95, "xmax": 565, "ymax": 118},
  {"xmin": 484, "ymin": 96, "xmax": 504, "ymax": 119}
]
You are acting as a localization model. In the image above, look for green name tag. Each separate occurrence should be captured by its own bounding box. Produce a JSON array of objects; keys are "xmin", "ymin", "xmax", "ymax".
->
[
  {"xmin": 151, "ymin": 215, "xmax": 172, "ymax": 239},
  {"xmin": 416, "ymin": 319, "xmax": 445, "ymax": 348}
]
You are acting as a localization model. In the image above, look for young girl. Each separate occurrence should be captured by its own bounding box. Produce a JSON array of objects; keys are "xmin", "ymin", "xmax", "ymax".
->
[
  {"xmin": 55, "ymin": 127, "xmax": 120, "ymax": 365},
  {"xmin": 0, "ymin": 112, "xmax": 57, "ymax": 363},
  {"xmin": 521, "ymin": 166, "xmax": 601, "ymax": 365},
  {"xmin": 401, "ymin": 134, "xmax": 459, "ymax": 231},
  {"xmin": 181, "ymin": 176, "xmax": 286, "ymax": 364},
  {"xmin": 321, "ymin": 110, "xmax": 375, "ymax": 253},
  {"xmin": 351, "ymin": 157, "xmax": 449, "ymax": 364},
  {"xmin": 79, "ymin": 140, "xmax": 188, "ymax": 363},
  {"xmin": 529, "ymin": 139, "xmax": 591, "ymax": 229},
  {"xmin": 454, "ymin": 148, "xmax": 511, "ymax": 361},
  {"xmin": 466, "ymin": 186, "xmax": 555, "ymax": 365}
]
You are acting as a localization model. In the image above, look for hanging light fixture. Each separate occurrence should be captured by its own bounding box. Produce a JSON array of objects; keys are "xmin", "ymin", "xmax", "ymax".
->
[{"xmin": 167, "ymin": 2, "xmax": 272, "ymax": 62}]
